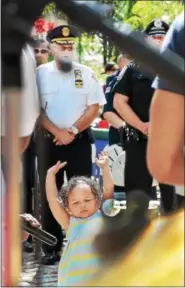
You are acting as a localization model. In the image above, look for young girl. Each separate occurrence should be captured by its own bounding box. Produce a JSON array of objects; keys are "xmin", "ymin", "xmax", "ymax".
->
[{"xmin": 46, "ymin": 152, "xmax": 114, "ymax": 287}]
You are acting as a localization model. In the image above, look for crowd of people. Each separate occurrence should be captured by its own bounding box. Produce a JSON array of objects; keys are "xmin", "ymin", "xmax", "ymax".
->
[{"xmin": 1, "ymin": 10, "xmax": 184, "ymax": 287}]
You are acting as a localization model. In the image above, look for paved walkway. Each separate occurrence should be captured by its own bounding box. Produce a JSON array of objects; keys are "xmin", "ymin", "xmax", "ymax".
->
[{"xmin": 20, "ymin": 252, "xmax": 58, "ymax": 287}]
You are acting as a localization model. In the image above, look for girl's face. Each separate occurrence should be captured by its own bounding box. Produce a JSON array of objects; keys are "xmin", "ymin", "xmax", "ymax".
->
[{"xmin": 67, "ymin": 183, "xmax": 99, "ymax": 218}]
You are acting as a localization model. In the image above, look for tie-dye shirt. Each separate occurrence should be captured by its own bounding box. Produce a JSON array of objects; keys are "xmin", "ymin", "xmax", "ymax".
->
[{"xmin": 57, "ymin": 211, "xmax": 104, "ymax": 287}]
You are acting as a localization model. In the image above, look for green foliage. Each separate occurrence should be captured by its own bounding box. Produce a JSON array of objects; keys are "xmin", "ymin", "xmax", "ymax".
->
[
  {"xmin": 125, "ymin": 1, "xmax": 184, "ymax": 30},
  {"xmin": 42, "ymin": 2, "xmax": 56, "ymax": 17},
  {"xmin": 82, "ymin": 59, "xmax": 106, "ymax": 84},
  {"xmin": 42, "ymin": 2, "xmax": 67, "ymax": 20},
  {"xmin": 76, "ymin": 33, "xmax": 103, "ymax": 57},
  {"xmin": 48, "ymin": 55, "xmax": 54, "ymax": 62}
]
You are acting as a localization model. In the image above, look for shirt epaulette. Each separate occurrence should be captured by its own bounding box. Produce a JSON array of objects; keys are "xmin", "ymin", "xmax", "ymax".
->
[
  {"xmin": 117, "ymin": 61, "xmax": 134, "ymax": 82},
  {"xmin": 128, "ymin": 61, "xmax": 137, "ymax": 69}
]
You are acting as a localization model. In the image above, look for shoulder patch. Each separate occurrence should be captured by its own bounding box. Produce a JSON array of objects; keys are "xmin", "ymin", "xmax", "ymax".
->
[
  {"xmin": 117, "ymin": 65, "xmax": 129, "ymax": 81},
  {"xmin": 117, "ymin": 61, "xmax": 135, "ymax": 81}
]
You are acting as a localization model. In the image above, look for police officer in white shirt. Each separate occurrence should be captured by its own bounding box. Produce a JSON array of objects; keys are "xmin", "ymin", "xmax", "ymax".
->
[
  {"xmin": 36, "ymin": 25, "xmax": 106, "ymax": 265},
  {"xmin": 1, "ymin": 44, "xmax": 39, "ymax": 154}
]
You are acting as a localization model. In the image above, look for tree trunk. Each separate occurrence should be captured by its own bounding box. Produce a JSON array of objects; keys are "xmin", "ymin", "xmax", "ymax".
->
[
  {"xmin": 103, "ymin": 35, "xmax": 108, "ymax": 65},
  {"xmin": 78, "ymin": 36, "xmax": 82, "ymax": 63}
]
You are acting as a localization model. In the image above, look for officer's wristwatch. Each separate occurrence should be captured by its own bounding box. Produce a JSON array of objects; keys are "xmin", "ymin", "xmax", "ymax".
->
[{"xmin": 71, "ymin": 125, "xmax": 79, "ymax": 135}]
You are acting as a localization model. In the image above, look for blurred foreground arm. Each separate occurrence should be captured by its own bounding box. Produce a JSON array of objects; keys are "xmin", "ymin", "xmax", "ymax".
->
[
  {"xmin": 147, "ymin": 89, "xmax": 184, "ymax": 185},
  {"xmin": 147, "ymin": 12, "xmax": 184, "ymax": 186}
]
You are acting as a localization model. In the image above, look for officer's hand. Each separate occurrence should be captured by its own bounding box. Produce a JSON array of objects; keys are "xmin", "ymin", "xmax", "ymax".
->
[
  {"xmin": 140, "ymin": 122, "xmax": 149, "ymax": 136},
  {"xmin": 54, "ymin": 129, "xmax": 75, "ymax": 145}
]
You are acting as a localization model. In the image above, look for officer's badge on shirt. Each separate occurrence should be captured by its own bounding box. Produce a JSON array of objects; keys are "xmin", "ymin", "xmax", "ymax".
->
[
  {"xmin": 74, "ymin": 70, "xmax": 83, "ymax": 88},
  {"xmin": 105, "ymin": 86, "xmax": 111, "ymax": 93}
]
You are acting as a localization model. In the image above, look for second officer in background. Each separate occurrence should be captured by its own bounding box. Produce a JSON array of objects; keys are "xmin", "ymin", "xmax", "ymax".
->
[
  {"xmin": 113, "ymin": 20, "xmax": 178, "ymax": 213},
  {"xmin": 36, "ymin": 25, "xmax": 106, "ymax": 265},
  {"xmin": 103, "ymin": 54, "xmax": 131, "ymax": 146}
]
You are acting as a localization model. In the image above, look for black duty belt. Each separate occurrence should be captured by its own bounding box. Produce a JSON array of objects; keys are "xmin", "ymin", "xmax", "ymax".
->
[
  {"xmin": 119, "ymin": 125, "xmax": 147, "ymax": 144},
  {"xmin": 42, "ymin": 128, "xmax": 95, "ymax": 144},
  {"xmin": 127, "ymin": 126, "xmax": 147, "ymax": 142}
]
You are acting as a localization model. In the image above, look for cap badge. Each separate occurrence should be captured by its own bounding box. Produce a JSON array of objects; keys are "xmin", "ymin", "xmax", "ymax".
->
[
  {"xmin": 154, "ymin": 20, "xmax": 162, "ymax": 28},
  {"xmin": 62, "ymin": 27, "xmax": 70, "ymax": 37}
]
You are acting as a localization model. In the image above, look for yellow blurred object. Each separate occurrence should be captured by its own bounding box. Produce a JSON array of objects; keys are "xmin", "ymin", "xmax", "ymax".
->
[{"xmin": 90, "ymin": 209, "xmax": 184, "ymax": 287}]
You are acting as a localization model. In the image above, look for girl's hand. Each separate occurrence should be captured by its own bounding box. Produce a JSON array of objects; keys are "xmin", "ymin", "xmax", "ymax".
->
[
  {"xmin": 47, "ymin": 161, "xmax": 67, "ymax": 175},
  {"xmin": 95, "ymin": 151, "xmax": 109, "ymax": 169}
]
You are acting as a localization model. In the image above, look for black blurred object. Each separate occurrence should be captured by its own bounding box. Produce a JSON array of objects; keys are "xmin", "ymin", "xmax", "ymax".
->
[
  {"xmin": 127, "ymin": 189, "xmax": 150, "ymax": 211},
  {"xmin": 94, "ymin": 190, "xmax": 151, "ymax": 260},
  {"xmin": 21, "ymin": 217, "xmax": 57, "ymax": 246}
]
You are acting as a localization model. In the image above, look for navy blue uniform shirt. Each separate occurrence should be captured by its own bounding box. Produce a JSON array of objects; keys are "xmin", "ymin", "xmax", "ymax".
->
[
  {"xmin": 103, "ymin": 70, "xmax": 121, "ymax": 145},
  {"xmin": 113, "ymin": 62, "xmax": 155, "ymax": 124},
  {"xmin": 105, "ymin": 70, "xmax": 119, "ymax": 87}
]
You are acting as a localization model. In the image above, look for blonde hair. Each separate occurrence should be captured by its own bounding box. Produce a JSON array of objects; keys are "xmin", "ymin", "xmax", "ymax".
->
[{"xmin": 90, "ymin": 209, "xmax": 184, "ymax": 286}]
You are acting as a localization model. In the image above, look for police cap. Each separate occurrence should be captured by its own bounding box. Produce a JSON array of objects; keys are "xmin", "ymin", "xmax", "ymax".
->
[
  {"xmin": 47, "ymin": 25, "xmax": 79, "ymax": 45},
  {"xmin": 144, "ymin": 19, "xmax": 169, "ymax": 36}
]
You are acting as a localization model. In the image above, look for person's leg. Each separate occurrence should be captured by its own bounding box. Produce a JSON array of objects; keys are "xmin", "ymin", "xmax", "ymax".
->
[
  {"xmin": 124, "ymin": 140, "xmax": 154, "ymax": 199},
  {"xmin": 65, "ymin": 138, "xmax": 92, "ymax": 179},
  {"xmin": 159, "ymin": 183, "xmax": 176, "ymax": 214},
  {"xmin": 22, "ymin": 135, "xmax": 36, "ymax": 215},
  {"xmin": 21, "ymin": 136, "xmax": 36, "ymax": 250},
  {"xmin": 36, "ymin": 131, "xmax": 65, "ymax": 264}
]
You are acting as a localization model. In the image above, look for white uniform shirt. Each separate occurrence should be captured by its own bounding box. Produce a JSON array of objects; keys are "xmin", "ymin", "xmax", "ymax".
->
[
  {"xmin": 1, "ymin": 45, "xmax": 40, "ymax": 195},
  {"xmin": 1, "ymin": 45, "xmax": 40, "ymax": 137},
  {"xmin": 36, "ymin": 61, "xmax": 106, "ymax": 129}
]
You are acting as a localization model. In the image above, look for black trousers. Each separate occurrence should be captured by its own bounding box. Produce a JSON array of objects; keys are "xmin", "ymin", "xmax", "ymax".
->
[
  {"xmin": 36, "ymin": 131, "xmax": 92, "ymax": 253},
  {"xmin": 22, "ymin": 135, "xmax": 36, "ymax": 216},
  {"xmin": 124, "ymin": 139, "xmax": 178, "ymax": 213}
]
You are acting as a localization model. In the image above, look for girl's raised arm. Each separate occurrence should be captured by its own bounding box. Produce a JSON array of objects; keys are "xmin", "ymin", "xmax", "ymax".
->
[{"xmin": 46, "ymin": 161, "xmax": 70, "ymax": 231}]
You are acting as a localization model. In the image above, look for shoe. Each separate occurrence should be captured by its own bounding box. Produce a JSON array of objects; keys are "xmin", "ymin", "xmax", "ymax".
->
[
  {"xmin": 41, "ymin": 252, "xmax": 61, "ymax": 265},
  {"xmin": 22, "ymin": 241, "xmax": 33, "ymax": 253}
]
